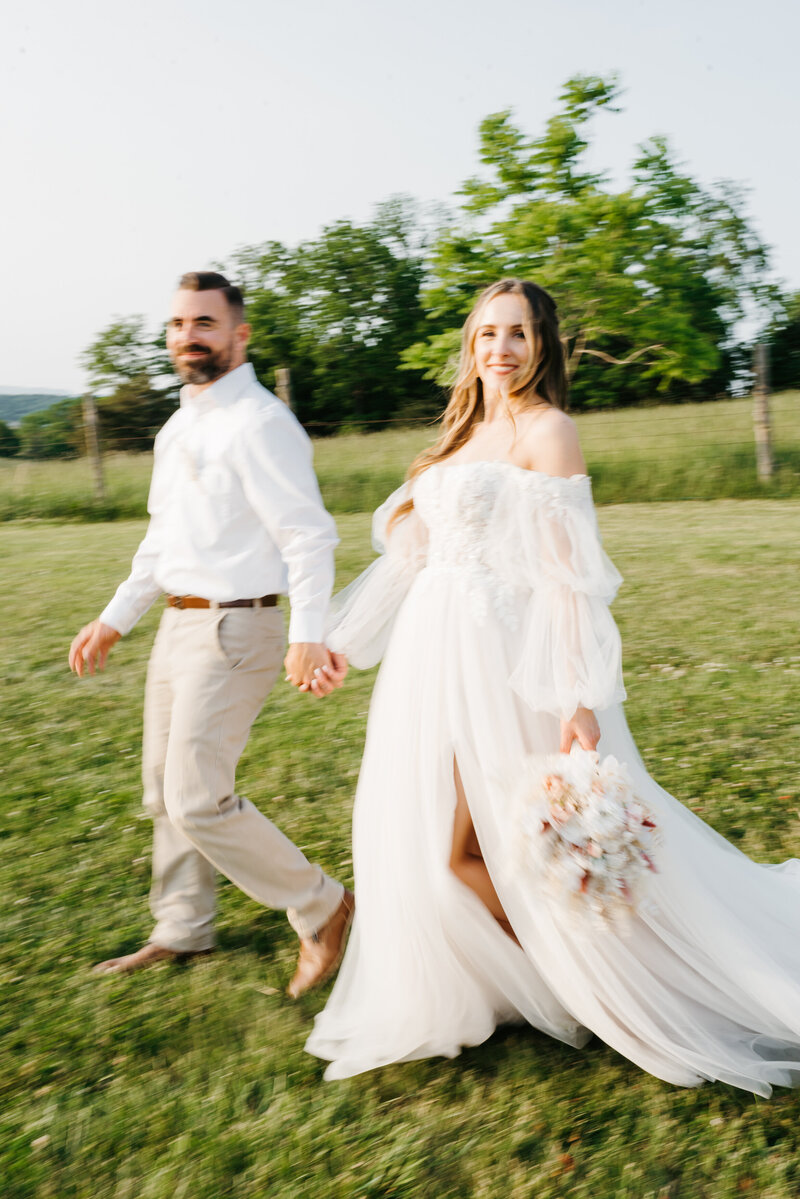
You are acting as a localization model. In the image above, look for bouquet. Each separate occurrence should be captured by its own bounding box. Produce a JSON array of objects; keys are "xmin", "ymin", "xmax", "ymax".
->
[{"xmin": 511, "ymin": 749, "xmax": 659, "ymax": 927}]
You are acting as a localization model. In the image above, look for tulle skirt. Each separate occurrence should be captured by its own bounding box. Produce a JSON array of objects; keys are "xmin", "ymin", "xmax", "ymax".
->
[{"xmin": 306, "ymin": 567, "xmax": 800, "ymax": 1094}]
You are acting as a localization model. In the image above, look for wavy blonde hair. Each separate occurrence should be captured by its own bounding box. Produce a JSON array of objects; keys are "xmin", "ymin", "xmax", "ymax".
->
[{"xmin": 389, "ymin": 278, "xmax": 567, "ymax": 529}]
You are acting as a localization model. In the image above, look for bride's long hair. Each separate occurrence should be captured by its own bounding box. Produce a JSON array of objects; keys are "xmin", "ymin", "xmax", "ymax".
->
[{"xmin": 389, "ymin": 278, "xmax": 567, "ymax": 529}]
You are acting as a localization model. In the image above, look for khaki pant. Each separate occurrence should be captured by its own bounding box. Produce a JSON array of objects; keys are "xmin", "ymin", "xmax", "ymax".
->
[{"xmin": 141, "ymin": 605, "xmax": 343, "ymax": 952}]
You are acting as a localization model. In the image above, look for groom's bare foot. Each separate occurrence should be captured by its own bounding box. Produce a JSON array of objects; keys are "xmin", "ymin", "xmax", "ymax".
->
[{"xmin": 92, "ymin": 943, "xmax": 214, "ymax": 975}]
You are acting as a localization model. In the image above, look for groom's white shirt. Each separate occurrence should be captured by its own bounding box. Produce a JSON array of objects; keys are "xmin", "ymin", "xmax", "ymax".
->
[{"xmin": 99, "ymin": 362, "xmax": 338, "ymax": 642}]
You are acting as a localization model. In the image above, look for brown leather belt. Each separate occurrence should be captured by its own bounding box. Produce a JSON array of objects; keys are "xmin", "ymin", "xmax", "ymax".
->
[{"xmin": 166, "ymin": 594, "xmax": 278, "ymax": 610}]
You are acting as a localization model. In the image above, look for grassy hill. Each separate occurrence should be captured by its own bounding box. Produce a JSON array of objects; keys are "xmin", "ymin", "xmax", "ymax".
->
[{"xmin": 0, "ymin": 392, "xmax": 73, "ymax": 426}]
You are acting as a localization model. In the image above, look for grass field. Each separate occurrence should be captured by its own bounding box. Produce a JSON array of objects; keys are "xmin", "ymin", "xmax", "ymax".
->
[
  {"xmin": 3, "ymin": 494, "xmax": 800, "ymax": 1197},
  {"xmin": 0, "ymin": 392, "xmax": 798, "ymax": 521}
]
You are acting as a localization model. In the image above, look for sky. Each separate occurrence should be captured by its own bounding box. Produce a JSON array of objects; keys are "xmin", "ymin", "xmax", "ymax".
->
[{"xmin": 2, "ymin": 0, "xmax": 798, "ymax": 392}]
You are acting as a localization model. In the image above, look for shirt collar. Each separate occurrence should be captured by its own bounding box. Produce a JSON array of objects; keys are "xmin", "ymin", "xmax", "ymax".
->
[{"xmin": 179, "ymin": 361, "xmax": 255, "ymax": 412}]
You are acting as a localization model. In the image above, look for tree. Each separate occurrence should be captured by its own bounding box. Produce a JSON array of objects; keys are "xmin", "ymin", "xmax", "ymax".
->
[
  {"xmin": 17, "ymin": 399, "xmax": 82, "ymax": 459},
  {"xmin": 96, "ymin": 374, "xmax": 180, "ymax": 452},
  {"xmin": 403, "ymin": 75, "xmax": 779, "ymax": 408},
  {"xmin": 769, "ymin": 291, "xmax": 800, "ymax": 391},
  {"xmin": 81, "ymin": 317, "xmax": 177, "ymax": 450},
  {"xmin": 0, "ymin": 420, "xmax": 20, "ymax": 457},
  {"xmin": 80, "ymin": 316, "xmax": 171, "ymax": 392},
  {"xmin": 232, "ymin": 197, "xmax": 441, "ymax": 430}
]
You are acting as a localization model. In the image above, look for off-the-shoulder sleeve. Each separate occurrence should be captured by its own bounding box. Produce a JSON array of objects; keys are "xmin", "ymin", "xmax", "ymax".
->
[
  {"xmin": 325, "ymin": 483, "xmax": 428, "ymax": 668},
  {"xmin": 501, "ymin": 475, "xmax": 626, "ymax": 719}
]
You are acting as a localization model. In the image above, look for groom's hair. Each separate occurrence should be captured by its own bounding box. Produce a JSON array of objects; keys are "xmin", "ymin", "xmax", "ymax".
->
[{"xmin": 177, "ymin": 271, "xmax": 245, "ymax": 323}]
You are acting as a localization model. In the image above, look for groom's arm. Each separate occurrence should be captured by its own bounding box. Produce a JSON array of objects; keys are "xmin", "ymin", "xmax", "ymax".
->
[
  {"xmin": 236, "ymin": 400, "xmax": 346, "ymax": 697},
  {"xmin": 68, "ymin": 515, "xmax": 164, "ymax": 676}
]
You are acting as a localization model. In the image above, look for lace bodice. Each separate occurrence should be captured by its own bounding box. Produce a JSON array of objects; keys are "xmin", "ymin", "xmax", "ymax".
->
[
  {"xmin": 413, "ymin": 461, "xmax": 597, "ymax": 630},
  {"xmin": 414, "ymin": 461, "xmax": 522, "ymax": 628},
  {"xmin": 326, "ymin": 459, "xmax": 626, "ymax": 717}
]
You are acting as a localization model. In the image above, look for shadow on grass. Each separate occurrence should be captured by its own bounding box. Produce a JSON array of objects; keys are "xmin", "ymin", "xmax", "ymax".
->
[{"xmin": 216, "ymin": 918, "xmax": 284, "ymax": 958}]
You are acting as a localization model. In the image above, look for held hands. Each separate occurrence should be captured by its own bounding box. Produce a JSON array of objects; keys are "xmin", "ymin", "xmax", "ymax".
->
[
  {"xmin": 284, "ymin": 642, "xmax": 348, "ymax": 699},
  {"xmin": 68, "ymin": 620, "xmax": 121, "ymax": 677},
  {"xmin": 559, "ymin": 706, "xmax": 600, "ymax": 754}
]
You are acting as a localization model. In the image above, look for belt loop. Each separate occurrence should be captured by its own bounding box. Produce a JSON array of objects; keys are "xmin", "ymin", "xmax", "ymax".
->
[
  {"xmin": 253, "ymin": 597, "xmax": 263, "ymax": 608},
  {"xmin": 209, "ymin": 600, "xmax": 220, "ymax": 609}
]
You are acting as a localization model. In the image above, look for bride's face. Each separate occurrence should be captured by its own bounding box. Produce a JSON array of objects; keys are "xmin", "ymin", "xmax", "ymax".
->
[{"xmin": 473, "ymin": 293, "xmax": 529, "ymax": 397}]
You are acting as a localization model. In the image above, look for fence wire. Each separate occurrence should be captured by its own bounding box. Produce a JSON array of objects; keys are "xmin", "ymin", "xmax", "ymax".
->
[{"xmin": 1, "ymin": 393, "xmax": 798, "ymax": 520}]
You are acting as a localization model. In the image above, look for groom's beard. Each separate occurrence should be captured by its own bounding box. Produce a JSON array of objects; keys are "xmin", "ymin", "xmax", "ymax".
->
[{"xmin": 172, "ymin": 341, "xmax": 234, "ymax": 385}]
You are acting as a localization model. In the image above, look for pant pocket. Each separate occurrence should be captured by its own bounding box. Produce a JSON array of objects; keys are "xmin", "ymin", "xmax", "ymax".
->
[{"xmin": 214, "ymin": 612, "xmax": 244, "ymax": 669}]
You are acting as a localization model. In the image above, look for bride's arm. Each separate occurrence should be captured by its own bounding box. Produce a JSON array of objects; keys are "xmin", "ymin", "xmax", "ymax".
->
[
  {"xmin": 324, "ymin": 483, "xmax": 428, "ymax": 669},
  {"xmin": 512, "ymin": 410, "xmax": 617, "ymax": 746}
]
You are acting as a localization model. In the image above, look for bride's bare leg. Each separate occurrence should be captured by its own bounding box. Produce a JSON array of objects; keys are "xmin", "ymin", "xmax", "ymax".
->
[{"xmin": 450, "ymin": 759, "xmax": 520, "ymax": 945}]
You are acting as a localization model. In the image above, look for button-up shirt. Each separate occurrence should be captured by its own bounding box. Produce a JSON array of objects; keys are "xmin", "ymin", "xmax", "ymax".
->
[{"xmin": 99, "ymin": 363, "xmax": 338, "ymax": 643}]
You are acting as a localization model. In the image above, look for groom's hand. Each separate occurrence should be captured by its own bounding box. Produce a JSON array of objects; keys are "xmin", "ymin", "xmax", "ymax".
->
[
  {"xmin": 285, "ymin": 643, "xmax": 347, "ymax": 697},
  {"xmin": 69, "ymin": 620, "xmax": 121, "ymax": 677}
]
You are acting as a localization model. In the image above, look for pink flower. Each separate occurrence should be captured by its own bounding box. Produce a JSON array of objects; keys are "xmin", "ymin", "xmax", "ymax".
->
[
  {"xmin": 543, "ymin": 774, "xmax": 568, "ymax": 801},
  {"xmin": 549, "ymin": 800, "xmax": 575, "ymax": 825}
]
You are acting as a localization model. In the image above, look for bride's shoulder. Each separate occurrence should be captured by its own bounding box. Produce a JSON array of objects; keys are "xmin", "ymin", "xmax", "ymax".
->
[{"xmin": 519, "ymin": 407, "xmax": 586, "ymax": 479}]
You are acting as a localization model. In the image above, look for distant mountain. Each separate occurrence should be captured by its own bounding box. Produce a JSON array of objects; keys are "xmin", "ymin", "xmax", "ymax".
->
[
  {"xmin": 0, "ymin": 391, "xmax": 75, "ymax": 426},
  {"xmin": 0, "ymin": 386, "xmax": 73, "ymax": 395}
]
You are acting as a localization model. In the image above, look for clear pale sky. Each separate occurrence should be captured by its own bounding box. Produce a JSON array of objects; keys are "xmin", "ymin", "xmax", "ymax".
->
[{"xmin": 2, "ymin": 0, "xmax": 797, "ymax": 392}]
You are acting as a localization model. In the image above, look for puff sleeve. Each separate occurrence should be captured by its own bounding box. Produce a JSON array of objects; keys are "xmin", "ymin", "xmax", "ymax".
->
[
  {"xmin": 502, "ymin": 475, "xmax": 626, "ymax": 719},
  {"xmin": 325, "ymin": 484, "xmax": 428, "ymax": 668}
]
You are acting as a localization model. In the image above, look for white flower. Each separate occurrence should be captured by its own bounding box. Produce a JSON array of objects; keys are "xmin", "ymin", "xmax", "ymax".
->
[{"xmin": 510, "ymin": 748, "xmax": 659, "ymax": 926}]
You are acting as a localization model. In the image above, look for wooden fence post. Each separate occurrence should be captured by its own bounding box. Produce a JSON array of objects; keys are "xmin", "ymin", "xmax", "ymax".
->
[
  {"xmin": 274, "ymin": 367, "xmax": 294, "ymax": 411},
  {"xmin": 752, "ymin": 343, "xmax": 773, "ymax": 482},
  {"xmin": 82, "ymin": 394, "xmax": 107, "ymax": 502}
]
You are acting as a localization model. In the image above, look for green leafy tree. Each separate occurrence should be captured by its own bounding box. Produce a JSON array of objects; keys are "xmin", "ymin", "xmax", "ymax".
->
[
  {"xmin": 82, "ymin": 201, "xmax": 438, "ymax": 438},
  {"xmin": 233, "ymin": 198, "xmax": 440, "ymax": 430},
  {"xmin": 80, "ymin": 316, "xmax": 171, "ymax": 391},
  {"xmin": 404, "ymin": 75, "xmax": 778, "ymax": 408},
  {"xmin": 81, "ymin": 317, "xmax": 176, "ymax": 451},
  {"xmin": 17, "ymin": 399, "xmax": 82, "ymax": 459},
  {"xmin": 0, "ymin": 420, "xmax": 20, "ymax": 457},
  {"xmin": 233, "ymin": 240, "xmax": 316, "ymax": 420},
  {"xmin": 769, "ymin": 291, "xmax": 800, "ymax": 391}
]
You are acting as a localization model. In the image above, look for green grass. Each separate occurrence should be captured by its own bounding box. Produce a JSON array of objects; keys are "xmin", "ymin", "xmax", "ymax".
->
[
  {"xmin": 3, "ymin": 501, "xmax": 800, "ymax": 1197},
  {"xmin": 0, "ymin": 392, "xmax": 798, "ymax": 521}
]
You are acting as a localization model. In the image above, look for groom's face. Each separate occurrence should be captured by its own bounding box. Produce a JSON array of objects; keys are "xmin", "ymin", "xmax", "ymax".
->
[{"xmin": 167, "ymin": 288, "xmax": 247, "ymax": 386}]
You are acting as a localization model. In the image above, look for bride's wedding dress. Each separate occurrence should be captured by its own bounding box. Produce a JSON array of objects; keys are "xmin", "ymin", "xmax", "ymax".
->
[{"xmin": 305, "ymin": 460, "xmax": 800, "ymax": 1094}]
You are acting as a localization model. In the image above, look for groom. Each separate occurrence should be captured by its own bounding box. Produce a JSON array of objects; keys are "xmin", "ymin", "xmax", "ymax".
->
[{"xmin": 69, "ymin": 271, "xmax": 353, "ymax": 996}]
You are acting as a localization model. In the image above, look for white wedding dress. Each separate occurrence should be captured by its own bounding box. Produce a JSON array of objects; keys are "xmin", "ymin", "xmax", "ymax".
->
[{"xmin": 305, "ymin": 461, "xmax": 800, "ymax": 1094}]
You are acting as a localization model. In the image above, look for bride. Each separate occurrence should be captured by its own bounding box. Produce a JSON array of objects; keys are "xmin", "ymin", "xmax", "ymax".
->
[{"xmin": 304, "ymin": 278, "xmax": 800, "ymax": 1095}]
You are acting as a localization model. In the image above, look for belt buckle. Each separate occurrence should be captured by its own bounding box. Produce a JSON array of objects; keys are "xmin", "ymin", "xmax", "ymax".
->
[{"xmin": 173, "ymin": 595, "xmax": 185, "ymax": 609}]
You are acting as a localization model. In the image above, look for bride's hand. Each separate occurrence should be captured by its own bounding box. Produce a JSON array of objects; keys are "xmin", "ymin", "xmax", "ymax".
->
[
  {"xmin": 559, "ymin": 706, "xmax": 600, "ymax": 754},
  {"xmin": 302, "ymin": 651, "xmax": 349, "ymax": 698}
]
